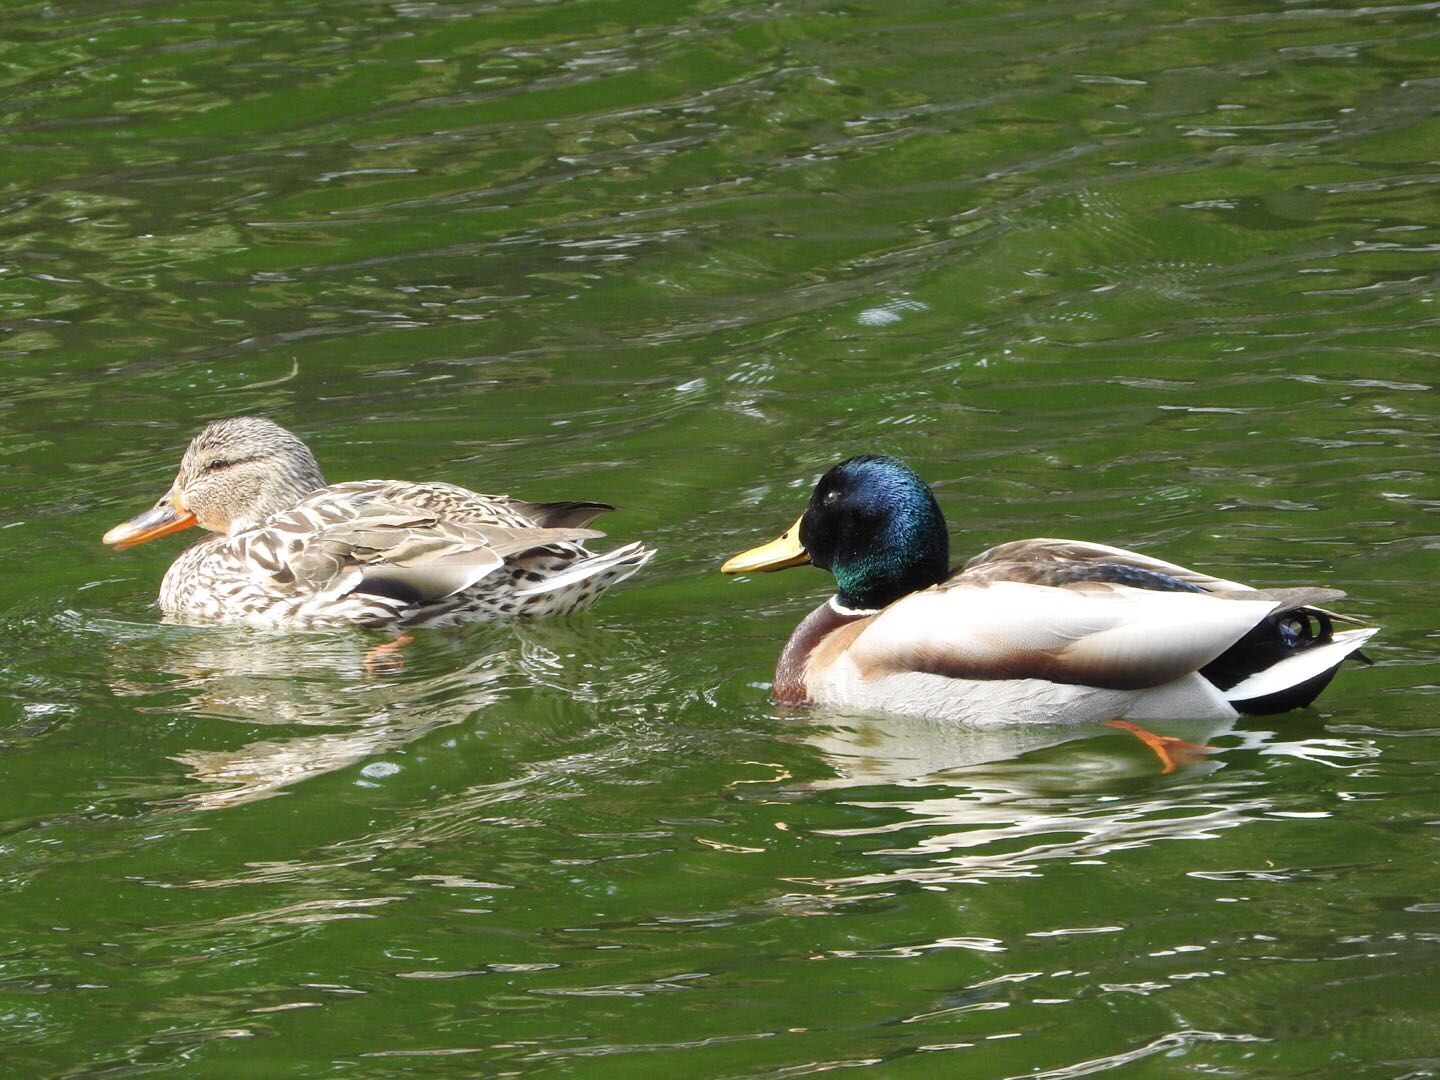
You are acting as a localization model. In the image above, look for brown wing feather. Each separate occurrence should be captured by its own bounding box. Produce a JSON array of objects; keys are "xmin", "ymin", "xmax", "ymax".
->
[
  {"xmin": 513, "ymin": 500, "xmax": 615, "ymax": 529},
  {"xmin": 235, "ymin": 484, "xmax": 603, "ymax": 603},
  {"xmin": 296, "ymin": 481, "xmax": 617, "ymax": 533},
  {"xmin": 956, "ymin": 539, "xmax": 1351, "ymax": 620},
  {"xmin": 959, "ymin": 538, "xmax": 1255, "ymax": 596}
]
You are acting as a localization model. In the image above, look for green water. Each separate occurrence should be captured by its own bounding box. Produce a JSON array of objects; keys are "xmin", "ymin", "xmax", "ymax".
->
[{"xmin": 3, "ymin": 0, "xmax": 1438, "ymax": 1074}]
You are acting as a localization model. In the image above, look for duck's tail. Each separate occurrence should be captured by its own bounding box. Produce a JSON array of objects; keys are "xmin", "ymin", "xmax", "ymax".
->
[
  {"xmin": 514, "ymin": 541, "xmax": 655, "ymax": 615},
  {"xmin": 519, "ymin": 499, "xmax": 615, "ymax": 529},
  {"xmin": 1201, "ymin": 604, "xmax": 1377, "ymax": 715}
]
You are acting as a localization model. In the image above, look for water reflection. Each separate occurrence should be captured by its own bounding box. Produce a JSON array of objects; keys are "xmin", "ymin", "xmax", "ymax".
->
[
  {"xmin": 93, "ymin": 616, "xmax": 657, "ymax": 810},
  {"xmin": 799, "ymin": 710, "xmax": 1231, "ymax": 788},
  {"xmin": 790, "ymin": 711, "xmax": 1380, "ymax": 893}
]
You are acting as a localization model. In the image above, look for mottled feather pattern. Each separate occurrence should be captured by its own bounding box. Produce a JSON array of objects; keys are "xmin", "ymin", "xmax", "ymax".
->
[{"xmin": 135, "ymin": 417, "xmax": 653, "ymax": 630}]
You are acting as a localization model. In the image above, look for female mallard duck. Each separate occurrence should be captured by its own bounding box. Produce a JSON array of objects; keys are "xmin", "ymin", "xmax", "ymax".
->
[
  {"xmin": 722, "ymin": 455, "xmax": 1375, "ymax": 733},
  {"xmin": 103, "ymin": 417, "xmax": 653, "ymax": 629}
]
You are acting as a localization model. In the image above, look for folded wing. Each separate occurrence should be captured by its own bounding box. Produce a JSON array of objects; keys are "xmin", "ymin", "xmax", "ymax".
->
[
  {"xmin": 233, "ymin": 483, "xmax": 603, "ymax": 609},
  {"xmin": 848, "ymin": 580, "xmax": 1279, "ymax": 691}
]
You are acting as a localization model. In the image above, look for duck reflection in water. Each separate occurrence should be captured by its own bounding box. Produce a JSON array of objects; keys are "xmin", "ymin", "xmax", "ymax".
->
[
  {"xmin": 102, "ymin": 618, "xmax": 660, "ymax": 811},
  {"xmin": 778, "ymin": 709, "xmax": 1380, "ymax": 896},
  {"xmin": 796, "ymin": 710, "xmax": 1228, "ymax": 789}
]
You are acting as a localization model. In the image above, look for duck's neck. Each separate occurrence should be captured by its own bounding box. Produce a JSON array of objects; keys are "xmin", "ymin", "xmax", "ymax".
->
[
  {"xmin": 830, "ymin": 514, "xmax": 948, "ymax": 611},
  {"xmin": 773, "ymin": 597, "xmax": 875, "ymax": 704},
  {"xmin": 226, "ymin": 466, "xmax": 327, "ymax": 534}
]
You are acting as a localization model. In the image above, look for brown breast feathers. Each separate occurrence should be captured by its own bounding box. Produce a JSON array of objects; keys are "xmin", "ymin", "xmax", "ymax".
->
[{"xmin": 773, "ymin": 601, "xmax": 874, "ymax": 705}]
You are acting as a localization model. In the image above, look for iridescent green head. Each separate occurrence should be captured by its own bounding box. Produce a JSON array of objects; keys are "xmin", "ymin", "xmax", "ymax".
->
[{"xmin": 723, "ymin": 454, "xmax": 950, "ymax": 611}]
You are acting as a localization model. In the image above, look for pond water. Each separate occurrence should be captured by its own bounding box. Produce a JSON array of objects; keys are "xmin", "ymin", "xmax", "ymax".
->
[{"xmin": 2, "ymin": 0, "xmax": 1438, "ymax": 1074}]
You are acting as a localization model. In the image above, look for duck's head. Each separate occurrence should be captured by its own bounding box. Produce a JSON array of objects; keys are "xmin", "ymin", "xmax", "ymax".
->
[
  {"xmin": 722, "ymin": 454, "xmax": 950, "ymax": 611},
  {"xmin": 103, "ymin": 417, "xmax": 327, "ymax": 550}
]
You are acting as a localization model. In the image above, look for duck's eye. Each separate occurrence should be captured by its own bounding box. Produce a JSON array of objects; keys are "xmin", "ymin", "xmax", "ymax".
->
[
  {"xmin": 822, "ymin": 489, "xmax": 841, "ymax": 506},
  {"xmin": 206, "ymin": 459, "xmax": 233, "ymax": 472}
]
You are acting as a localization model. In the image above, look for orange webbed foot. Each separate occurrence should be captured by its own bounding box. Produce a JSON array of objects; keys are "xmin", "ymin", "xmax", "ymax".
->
[
  {"xmin": 363, "ymin": 633, "xmax": 415, "ymax": 677},
  {"xmin": 1104, "ymin": 719, "xmax": 1217, "ymax": 774}
]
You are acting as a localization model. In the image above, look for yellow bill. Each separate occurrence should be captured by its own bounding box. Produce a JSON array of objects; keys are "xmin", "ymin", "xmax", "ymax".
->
[{"xmin": 721, "ymin": 514, "xmax": 810, "ymax": 574}]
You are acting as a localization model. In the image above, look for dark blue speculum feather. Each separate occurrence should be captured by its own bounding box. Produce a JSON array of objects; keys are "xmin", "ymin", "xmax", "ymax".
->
[{"xmin": 799, "ymin": 455, "xmax": 949, "ymax": 610}]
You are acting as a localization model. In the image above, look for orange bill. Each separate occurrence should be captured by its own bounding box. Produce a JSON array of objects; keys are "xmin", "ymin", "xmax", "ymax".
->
[{"xmin": 103, "ymin": 497, "xmax": 197, "ymax": 551}]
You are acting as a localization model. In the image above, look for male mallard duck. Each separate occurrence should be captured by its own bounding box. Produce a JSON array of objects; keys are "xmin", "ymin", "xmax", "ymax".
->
[
  {"xmin": 103, "ymin": 417, "xmax": 653, "ymax": 629},
  {"xmin": 722, "ymin": 455, "xmax": 1375, "ymax": 732}
]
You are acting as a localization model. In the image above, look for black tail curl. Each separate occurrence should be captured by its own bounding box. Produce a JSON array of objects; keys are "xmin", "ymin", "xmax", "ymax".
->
[{"xmin": 1200, "ymin": 606, "xmax": 1345, "ymax": 715}]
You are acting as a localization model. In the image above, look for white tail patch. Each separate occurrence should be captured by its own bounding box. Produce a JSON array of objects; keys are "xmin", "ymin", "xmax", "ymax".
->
[
  {"xmin": 514, "ymin": 542, "xmax": 654, "ymax": 596},
  {"xmin": 1224, "ymin": 627, "xmax": 1377, "ymax": 704}
]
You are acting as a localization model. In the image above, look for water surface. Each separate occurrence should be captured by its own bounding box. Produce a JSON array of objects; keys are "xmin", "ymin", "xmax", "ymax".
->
[{"xmin": 2, "ymin": 0, "xmax": 1438, "ymax": 1074}]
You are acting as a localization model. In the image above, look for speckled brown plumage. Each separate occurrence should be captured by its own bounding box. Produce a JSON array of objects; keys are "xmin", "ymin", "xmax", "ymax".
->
[{"xmin": 107, "ymin": 418, "xmax": 654, "ymax": 629}]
